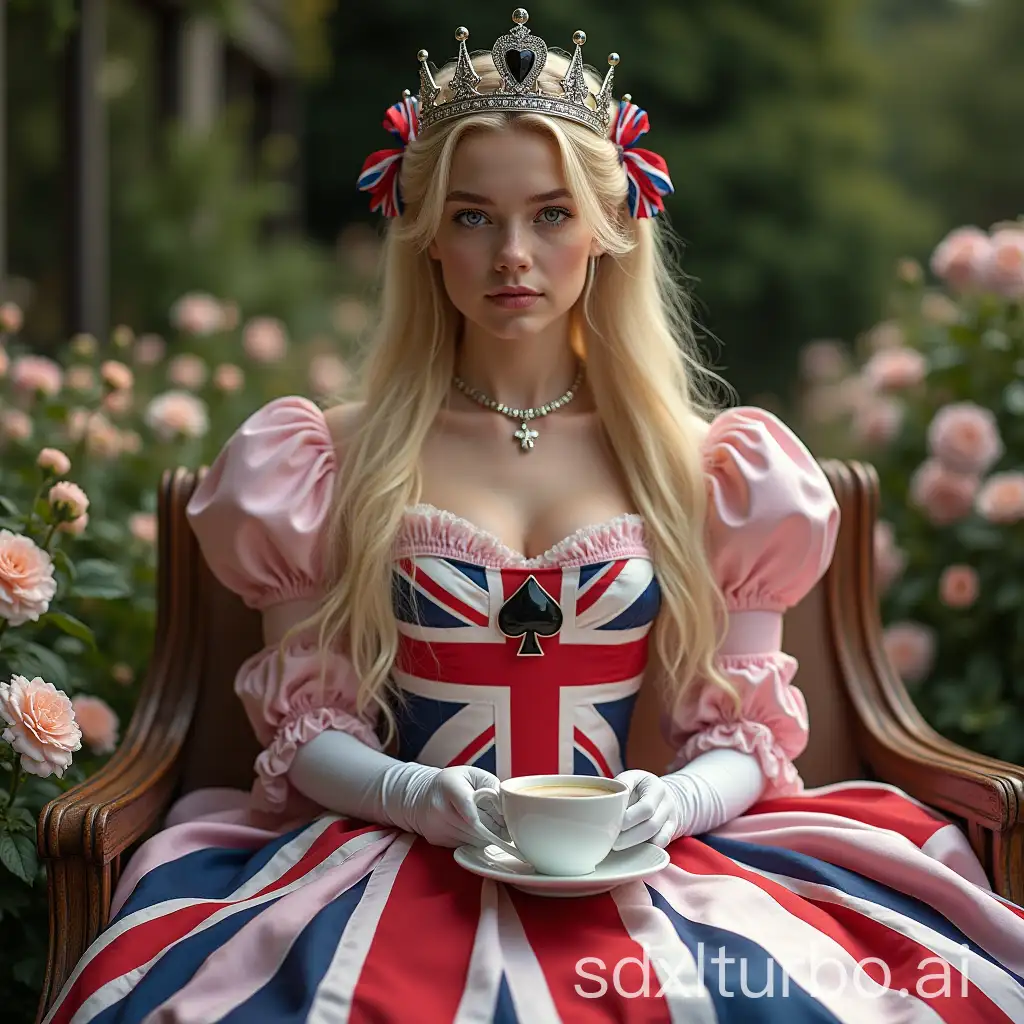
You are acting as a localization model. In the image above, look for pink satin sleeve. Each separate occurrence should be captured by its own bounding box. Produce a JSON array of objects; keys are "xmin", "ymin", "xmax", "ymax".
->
[
  {"xmin": 667, "ymin": 407, "xmax": 841, "ymax": 800},
  {"xmin": 185, "ymin": 397, "xmax": 381, "ymax": 825}
]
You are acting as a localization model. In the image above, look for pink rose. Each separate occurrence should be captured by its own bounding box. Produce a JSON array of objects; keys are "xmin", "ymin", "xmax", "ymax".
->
[
  {"xmin": 212, "ymin": 363, "xmax": 245, "ymax": 392},
  {"xmin": 100, "ymin": 359, "xmax": 134, "ymax": 391},
  {"xmin": 129, "ymin": 512, "xmax": 157, "ymax": 544},
  {"xmin": 939, "ymin": 565, "xmax": 979, "ymax": 609},
  {"xmin": 927, "ymin": 402, "xmax": 1003, "ymax": 475},
  {"xmin": 58, "ymin": 513, "xmax": 88, "ymax": 536},
  {"xmin": 982, "ymin": 228, "xmax": 1024, "ymax": 300},
  {"xmin": 144, "ymin": 390, "xmax": 210, "ymax": 441},
  {"xmin": 864, "ymin": 321, "xmax": 905, "ymax": 353},
  {"xmin": 48, "ymin": 481, "xmax": 89, "ymax": 520},
  {"xmin": 930, "ymin": 226, "xmax": 992, "ymax": 292},
  {"xmin": 309, "ymin": 354, "xmax": 350, "ymax": 397},
  {"xmin": 0, "ymin": 346, "xmax": 8, "ymax": 377},
  {"xmin": 66, "ymin": 365, "xmax": 96, "ymax": 391},
  {"xmin": 0, "ymin": 675, "xmax": 82, "ymax": 777},
  {"xmin": 883, "ymin": 623, "xmax": 936, "ymax": 687},
  {"xmin": 853, "ymin": 397, "xmax": 904, "ymax": 447},
  {"xmin": 10, "ymin": 354, "xmax": 63, "ymax": 397},
  {"xmin": 0, "ymin": 531, "xmax": 57, "ymax": 626},
  {"xmin": 133, "ymin": 334, "xmax": 166, "ymax": 366},
  {"xmin": 170, "ymin": 292, "xmax": 227, "ymax": 336},
  {"xmin": 71, "ymin": 694, "xmax": 120, "ymax": 755},
  {"xmin": 920, "ymin": 293, "xmax": 960, "ymax": 326},
  {"xmin": 0, "ymin": 301, "xmax": 23, "ymax": 334},
  {"xmin": 37, "ymin": 447, "xmax": 71, "ymax": 476},
  {"xmin": 873, "ymin": 520, "xmax": 907, "ymax": 594},
  {"xmin": 102, "ymin": 389, "xmax": 134, "ymax": 416},
  {"xmin": 243, "ymin": 317, "xmax": 288, "ymax": 363},
  {"xmin": 863, "ymin": 347, "xmax": 927, "ymax": 392},
  {"xmin": 799, "ymin": 340, "xmax": 849, "ymax": 383},
  {"xmin": 0, "ymin": 409, "xmax": 33, "ymax": 442},
  {"xmin": 333, "ymin": 297, "xmax": 372, "ymax": 336},
  {"xmin": 167, "ymin": 353, "xmax": 209, "ymax": 390},
  {"xmin": 975, "ymin": 472, "xmax": 1024, "ymax": 524},
  {"xmin": 909, "ymin": 459, "xmax": 978, "ymax": 526}
]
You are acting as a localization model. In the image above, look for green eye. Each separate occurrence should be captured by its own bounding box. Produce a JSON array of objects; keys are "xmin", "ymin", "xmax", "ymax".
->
[{"xmin": 538, "ymin": 207, "xmax": 572, "ymax": 226}]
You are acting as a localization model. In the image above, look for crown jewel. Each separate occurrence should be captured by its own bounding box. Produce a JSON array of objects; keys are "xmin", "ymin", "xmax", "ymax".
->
[{"xmin": 417, "ymin": 9, "xmax": 618, "ymax": 136}]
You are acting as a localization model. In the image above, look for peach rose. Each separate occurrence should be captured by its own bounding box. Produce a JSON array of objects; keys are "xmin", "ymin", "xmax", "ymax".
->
[
  {"xmin": 864, "ymin": 321, "xmax": 905, "ymax": 353},
  {"xmin": 863, "ymin": 347, "xmax": 927, "ymax": 392},
  {"xmin": 909, "ymin": 459, "xmax": 978, "ymax": 526},
  {"xmin": 927, "ymin": 402, "xmax": 1003, "ymax": 475},
  {"xmin": 883, "ymin": 623, "xmax": 936, "ymax": 687},
  {"xmin": 66, "ymin": 365, "xmax": 96, "ymax": 391},
  {"xmin": 144, "ymin": 390, "xmax": 210, "ymax": 441},
  {"xmin": 58, "ymin": 513, "xmax": 88, "ymax": 536},
  {"xmin": 71, "ymin": 694, "xmax": 120, "ymax": 755},
  {"xmin": 333, "ymin": 296, "xmax": 372, "ymax": 336},
  {"xmin": 242, "ymin": 317, "xmax": 288, "ymax": 363},
  {"xmin": 129, "ymin": 512, "xmax": 157, "ymax": 544},
  {"xmin": 0, "ymin": 301, "xmax": 23, "ymax": 334},
  {"xmin": 167, "ymin": 353, "xmax": 208, "ymax": 390},
  {"xmin": 111, "ymin": 663, "xmax": 135, "ymax": 686},
  {"xmin": 100, "ymin": 359, "xmax": 134, "ymax": 391},
  {"xmin": 102, "ymin": 389, "xmax": 134, "ymax": 416},
  {"xmin": 170, "ymin": 292, "xmax": 226, "ymax": 336},
  {"xmin": 37, "ymin": 447, "xmax": 71, "ymax": 476},
  {"xmin": 939, "ymin": 565, "xmax": 979, "ymax": 609},
  {"xmin": 0, "ymin": 675, "xmax": 82, "ymax": 777},
  {"xmin": 930, "ymin": 226, "xmax": 992, "ymax": 292},
  {"xmin": 212, "ymin": 363, "xmax": 245, "ymax": 393},
  {"xmin": 0, "ymin": 346, "xmax": 8, "ymax": 377},
  {"xmin": 48, "ymin": 481, "xmax": 89, "ymax": 520},
  {"xmin": 975, "ymin": 472, "xmax": 1024, "ymax": 524},
  {"xmin": 309, "ymin": 354, "xmax": 350, "ymax": 397},
  {"xmin": 133, "ymin": 334, "xmax": 166, "ymax": 366},
  {"xmin": 10, "ymin": 354, "xmax": 62, "ymax": 397},
  {"xmin": 0, "ymin": 408, "xmax": 33, "ymax": 442},
  {"xmin": 920, "ymin": 293, "xmax": 960, "ymax": 326},
  {"xmin": 873, "ymin": 520, "xmax": 907, "ymax": 594},
  {"xmin": 982, "ymin": 228, "xmax": 1024, "ymax": 300},
  {"xmin": 853, "ymin": 397, "xmax": 904, "ymax": 447},
  {"xmin": 799, "ymin": 340, "xmax": 849, "ymax": 383},
  {"xmin": 0, "ymin": 531, "xmax": 57, "ymax": 626}
]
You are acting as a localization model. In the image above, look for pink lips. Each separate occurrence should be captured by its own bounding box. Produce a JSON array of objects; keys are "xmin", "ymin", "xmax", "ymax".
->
[{"xmin": 486, "ymin": 287, "xmax": 542, "ymax": 310}]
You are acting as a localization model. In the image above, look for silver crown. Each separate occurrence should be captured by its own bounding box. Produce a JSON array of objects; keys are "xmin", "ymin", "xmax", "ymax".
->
[{"xmin": 416, "ymin": 9, "xmax": 618, "ymax": 136}]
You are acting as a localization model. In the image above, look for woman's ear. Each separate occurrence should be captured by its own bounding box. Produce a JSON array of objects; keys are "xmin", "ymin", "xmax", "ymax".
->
[
  {"xmin": 588, "ymin": 241, "xmax": 606, "ymax": 259},
  {"xmin": 428, "ymin": 241, "xmax": 440, "ymax": 260}
]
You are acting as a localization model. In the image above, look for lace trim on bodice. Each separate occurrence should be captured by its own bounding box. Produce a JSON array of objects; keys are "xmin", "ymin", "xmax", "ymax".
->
[{"xmin": 394, "ymin": 503, "xmax": 650, "ymax": 568}]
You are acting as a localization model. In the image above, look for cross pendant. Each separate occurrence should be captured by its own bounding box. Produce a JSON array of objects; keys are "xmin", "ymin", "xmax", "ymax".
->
[{"xmin": 514, "ymin": 422, "xmax": 539, "ymax": 451}]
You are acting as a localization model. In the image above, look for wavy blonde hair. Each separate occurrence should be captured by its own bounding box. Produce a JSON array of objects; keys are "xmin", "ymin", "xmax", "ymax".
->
[{"xmin": 309, "ymin": 52, "xmax": 735, "ymax": 745}]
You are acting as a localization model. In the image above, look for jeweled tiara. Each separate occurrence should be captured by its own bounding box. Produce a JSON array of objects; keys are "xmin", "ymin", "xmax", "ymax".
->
[{"xmin": 416, "ymin": 8, "xmax": 619, "ymax": 137}]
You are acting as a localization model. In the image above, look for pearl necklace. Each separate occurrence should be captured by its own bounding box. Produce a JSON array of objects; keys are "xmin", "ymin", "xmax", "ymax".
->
[{"xmin": 452, "ymin": 363, "xmax": 586, "ymax": 451}]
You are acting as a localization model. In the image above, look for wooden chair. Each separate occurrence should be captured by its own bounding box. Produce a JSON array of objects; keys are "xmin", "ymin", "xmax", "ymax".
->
[{"xmin": 34, "ymin": 461, "xmax": 1024, "ymax": 1022}]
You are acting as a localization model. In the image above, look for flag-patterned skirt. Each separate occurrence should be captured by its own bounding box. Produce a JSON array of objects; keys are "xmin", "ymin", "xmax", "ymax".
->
[{"xmin": 44, "ymin": 780, "xmax": 1024, "ymax": 1024}]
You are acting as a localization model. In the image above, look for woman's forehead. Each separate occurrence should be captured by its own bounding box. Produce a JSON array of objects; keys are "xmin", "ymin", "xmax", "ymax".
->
[{"xmin": 447, "ymin": 130, "xmax": 568, "ymax": 201}]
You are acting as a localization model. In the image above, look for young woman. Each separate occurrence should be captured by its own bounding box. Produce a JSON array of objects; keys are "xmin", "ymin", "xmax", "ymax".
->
[{"xmin": 47, "ymin": 12, "xmax": 1024, "ymax": 1023}]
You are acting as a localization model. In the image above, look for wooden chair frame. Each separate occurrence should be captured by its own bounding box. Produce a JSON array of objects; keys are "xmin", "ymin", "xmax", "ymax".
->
[{"xmin": 34, "ymin": 461, "xmax": 1024, "ymax": 1021}]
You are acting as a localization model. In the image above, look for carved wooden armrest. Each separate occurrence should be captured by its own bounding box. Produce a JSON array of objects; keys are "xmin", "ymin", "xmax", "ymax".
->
[
  {"xmin": 823, "ymin": 460, "xmax": 1024, "ymax": 904},
  {"xmin": 35, "ymin": 469, "xmax": 204, "ymax": 1021}
]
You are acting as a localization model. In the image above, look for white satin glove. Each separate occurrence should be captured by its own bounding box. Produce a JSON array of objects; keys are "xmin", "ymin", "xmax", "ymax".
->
[
  {"xmin": 381, "ymin": 762, "xmax": 510, "ymax": 849},
  {"xmin": 613, "ymin": 748, "xmax": 767, "ymax": 850}
]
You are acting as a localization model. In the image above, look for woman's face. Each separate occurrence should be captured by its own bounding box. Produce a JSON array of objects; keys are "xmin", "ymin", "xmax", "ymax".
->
[{"xmin": 428, "ymin": 127, "xmax": 602, "ymax": 342}]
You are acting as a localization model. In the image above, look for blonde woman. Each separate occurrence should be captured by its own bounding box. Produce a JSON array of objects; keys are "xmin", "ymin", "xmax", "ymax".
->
[{"xmin": 50, "ymin": 11, "xmax": 1024, "ymax": 1023}]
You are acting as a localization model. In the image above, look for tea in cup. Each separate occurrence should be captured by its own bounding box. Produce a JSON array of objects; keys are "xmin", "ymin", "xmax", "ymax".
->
[{"xmin": 471, "ymin": 774, "xmax": 629, "ymax": 876}]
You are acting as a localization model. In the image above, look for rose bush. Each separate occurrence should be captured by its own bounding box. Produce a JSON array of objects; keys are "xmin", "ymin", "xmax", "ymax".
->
[
  {"xmin": 0, "ymin": 276, "xmax": 368, "ymax": 1019},
  {"xmin": 797, "ymin": 218, "xmax": 1024, "ymax": 764}
]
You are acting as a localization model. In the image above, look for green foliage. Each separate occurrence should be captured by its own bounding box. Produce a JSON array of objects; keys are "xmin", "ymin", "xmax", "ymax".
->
[{"xmin": 796, "ymin": 220, "xmax": 1024, "ymax": 765}]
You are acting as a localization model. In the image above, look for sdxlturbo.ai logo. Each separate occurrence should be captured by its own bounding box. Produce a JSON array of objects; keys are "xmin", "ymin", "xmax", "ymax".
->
[{"xmin": 575, "ymin": 944, "xmax": 972, "ymax": 1001}]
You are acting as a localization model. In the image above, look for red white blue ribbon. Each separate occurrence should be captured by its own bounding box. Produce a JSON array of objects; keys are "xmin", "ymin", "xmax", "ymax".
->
[
  {"xmin": 357, "ymin": 93, "xmax": 420, "ymax": 218},
  {"xmin": 610, "ymin": 99, "xmax": 674, "ymax": 219}
]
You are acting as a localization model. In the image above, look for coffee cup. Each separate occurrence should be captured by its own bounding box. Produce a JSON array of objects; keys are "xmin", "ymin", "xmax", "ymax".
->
[{"xmin": 471, "ymin": 774, "xmax": 629, "ymax": 876}]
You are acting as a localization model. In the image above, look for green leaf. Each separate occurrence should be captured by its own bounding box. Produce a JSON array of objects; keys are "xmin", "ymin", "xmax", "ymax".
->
[
  {"xmin": 51, "ymin": 548, "xmax": 77, "ymax": 580},
  {"xmin": 71, "ymin": 559, "xmax": 132, "ymax": 600},
  {"xmin": 43, "ymin": 612, "xmax": 96, "ymax": 650},
  {"xmin": 5, "ymin": 807, "xmax": 35, "ymax": 833},
  {"xmin": 12, "ymin": 643, "xmax": 69, "ymax": 690},
  {"xmin": 0, "ymin": 496, "xmax": 19, "ymax": 516},
  {"xmin": 0, "ymin": 831, "xmax": 38, "ymax": 885}
]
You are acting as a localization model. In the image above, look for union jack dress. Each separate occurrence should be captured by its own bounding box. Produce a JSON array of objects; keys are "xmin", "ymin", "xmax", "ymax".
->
[{"xmin": 46, "ymin": 398, "xmax": 1024, "ymax": 1024}]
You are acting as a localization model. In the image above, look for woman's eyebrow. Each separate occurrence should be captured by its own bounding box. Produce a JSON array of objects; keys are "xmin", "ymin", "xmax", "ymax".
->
[{"xmin": 444, "ymin": 188, "xmax": 573, "ymax": 204}]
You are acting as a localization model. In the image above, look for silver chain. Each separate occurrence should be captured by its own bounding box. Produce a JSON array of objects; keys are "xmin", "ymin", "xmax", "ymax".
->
[{"xmin": 452, "ymin": 362, "xmax": 586, "ymax": 451}]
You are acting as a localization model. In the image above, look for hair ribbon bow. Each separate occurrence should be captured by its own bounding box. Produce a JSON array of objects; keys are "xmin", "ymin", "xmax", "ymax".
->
[
  {"xmin": 356, "ymin": 92, "xmax": 420, "ymax": 218},
  {"xmin": 610, "ymin": 99, "xmax": 674, "ymax": 219}
]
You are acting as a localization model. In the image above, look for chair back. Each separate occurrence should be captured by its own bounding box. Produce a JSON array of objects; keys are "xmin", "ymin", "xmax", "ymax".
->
[{"xmin": 174, "ymin": 463, "xmax": 868, "ymax": 799}]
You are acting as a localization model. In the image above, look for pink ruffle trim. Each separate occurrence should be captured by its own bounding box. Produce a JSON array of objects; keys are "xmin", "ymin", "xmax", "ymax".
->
[
  {"xmin": 395, "ymin": 504, "xmax": 649, "ymax": 567},
  {"xmin": 252, "ymin": 706, "xmax": 381, "ymax": 815}
]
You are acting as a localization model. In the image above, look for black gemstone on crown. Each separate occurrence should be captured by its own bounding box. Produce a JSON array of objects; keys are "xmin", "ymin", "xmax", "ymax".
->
[{"xmin": 506, "ymin": 48, "xmax": 536, "ymax": 84}]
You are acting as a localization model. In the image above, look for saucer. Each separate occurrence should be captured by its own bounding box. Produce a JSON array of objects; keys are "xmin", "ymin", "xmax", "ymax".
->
[{"xmin": 453, "ymin": 842, "xmax": 670, "ymax": 897}]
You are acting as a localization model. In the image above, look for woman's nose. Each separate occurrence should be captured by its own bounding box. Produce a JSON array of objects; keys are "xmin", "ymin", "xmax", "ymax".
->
[{"xmin": 494, "ymin": 225, "xmax": 532, "ymax": 272}]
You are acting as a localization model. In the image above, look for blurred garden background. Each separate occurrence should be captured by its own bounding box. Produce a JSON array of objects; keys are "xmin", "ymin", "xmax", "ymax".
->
[{"xmin": 0, "ymin": 0, "xmax": 1023, "ymax": 1017}]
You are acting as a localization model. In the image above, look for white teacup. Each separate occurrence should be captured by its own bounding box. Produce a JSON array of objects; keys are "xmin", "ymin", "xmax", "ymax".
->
[{"xmin": 471, "ymin": 774, "xmax": 629, "ymax": 876}]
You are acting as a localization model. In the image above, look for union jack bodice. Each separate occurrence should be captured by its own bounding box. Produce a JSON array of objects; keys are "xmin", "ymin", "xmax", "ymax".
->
[{"xmin": 389, "ymin": 507, "xmax": 659, "ymax": 781}]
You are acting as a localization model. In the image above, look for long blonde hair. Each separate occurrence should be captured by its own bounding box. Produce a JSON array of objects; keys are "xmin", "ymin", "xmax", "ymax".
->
[{"xmin": 312, "ymin": 52, "xmax": 735, "ymax": 743}]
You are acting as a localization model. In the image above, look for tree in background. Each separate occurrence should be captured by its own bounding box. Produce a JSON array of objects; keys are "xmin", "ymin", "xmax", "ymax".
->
[{"xmin": 302, "ymin": 0, "xmax": 933, "ymax": 401}]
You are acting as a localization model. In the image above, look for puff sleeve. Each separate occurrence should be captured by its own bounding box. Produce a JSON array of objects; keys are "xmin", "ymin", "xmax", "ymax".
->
[
  {"xmin": 186, "ymin": 396, "xmax": 381, "ymax": 822},
  {"xmin": 666, "ymin": 407, "xmax": 840, "ymax": 800}
]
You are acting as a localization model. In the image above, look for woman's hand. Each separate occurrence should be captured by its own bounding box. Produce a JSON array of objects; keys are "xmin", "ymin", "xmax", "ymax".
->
[{"xmin": 612, "ymin": 769, "xmax": 685, "ymax": 850}]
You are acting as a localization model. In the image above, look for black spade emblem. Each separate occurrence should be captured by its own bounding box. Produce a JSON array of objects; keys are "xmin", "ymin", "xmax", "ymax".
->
[
  {"xmin": 498, "ymin": 575, "xmax": 563, "ymax": 656},
  {"xmin": 505, "ymin": 48, "xmax": 536, "ymax": 84}
]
